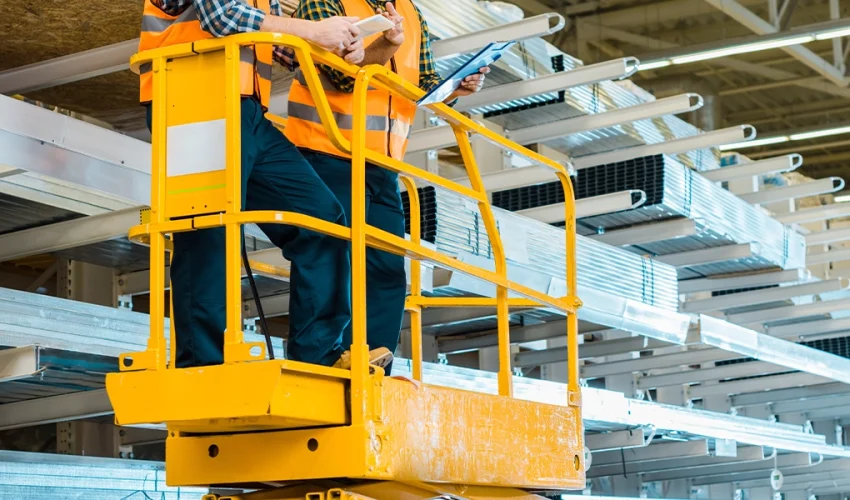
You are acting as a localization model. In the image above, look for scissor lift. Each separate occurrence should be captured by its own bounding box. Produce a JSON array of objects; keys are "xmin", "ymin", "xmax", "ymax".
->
[{"xmin": 105, "ymin": 33, "xmax": 584, "ymax": 499}]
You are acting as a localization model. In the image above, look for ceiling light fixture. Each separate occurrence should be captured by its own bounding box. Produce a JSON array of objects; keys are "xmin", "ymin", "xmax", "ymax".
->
[
  {"xmin": 635, "ymin": 18, "xmax": 850, "ymax": 71},
  {"xmin": 720, "ymin": 123, "xmax": 850, "ymax": 151}
]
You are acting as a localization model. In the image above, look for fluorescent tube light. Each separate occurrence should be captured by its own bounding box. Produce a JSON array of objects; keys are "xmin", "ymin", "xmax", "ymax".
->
[
  {"xmin": 718, "ymin": 136, "xmax": 789, "ymax": 151},
  {"xmin": 672, "ymin": 35, "xmax": 815, "ymax": 65},
  {"xmin": 816, "ymin": 28, "xmax": 850, "ymax": 40},
  {"xmin": 834, "ymin": 194, "xmax": 850, "ymax": 203},
  {"xmin": 790, "ymin": 125, "xmax": 850, "ymax": 141},
  {"xmin": 639, "ymin": 60, "xmax": 672, "ymax": 70}
]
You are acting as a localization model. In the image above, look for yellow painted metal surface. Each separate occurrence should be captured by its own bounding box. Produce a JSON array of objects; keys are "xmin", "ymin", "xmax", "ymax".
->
[
  {"xmin": 108, "ymin": 360, "xmax": 349, "ymax": 432},
  {"xmin": 203, "ymin": 482, "xmax": 550, "ymax": 500},
  {"xmin": 163, "ymin": 375, "xmax": 583, "ymax": 489},
  {"xmin": 109, "ymin": 31, "xmax": 585, "ymax": 494}
]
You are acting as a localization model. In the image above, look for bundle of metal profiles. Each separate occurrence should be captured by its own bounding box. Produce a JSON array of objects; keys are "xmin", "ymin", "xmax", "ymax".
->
[
  {"xmin": 390, "ymin": 360, "xmax": 850, "ymax": 458},
  {"xmin": 0, "ymin": 451, "xmax": 207, "ymax": 500},
  {"xmin": 401, "ymin": 185, "xmax": 679, "ymax": 311},
  {"xmin": 414, "ymin": 0, "xmax": 716, "ymax": 170},
  {"xmin": 2, "ymin": 288, "xmax": 849, "ymax": 459},
  {"xmin": 0, "ymin": 288, "xmax": 284, "ymax": 362},
  {"xmin": 491, "ymin": 154, "xmax": 806, "ymax": 280}
]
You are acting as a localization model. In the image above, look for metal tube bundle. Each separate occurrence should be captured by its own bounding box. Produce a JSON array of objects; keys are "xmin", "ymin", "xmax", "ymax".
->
[
  {"xmin": 402, "ymin": 186, "xmax": 680, "ymax": 311},
  {"xmin": 490, "ymin": 155, "xmax": 806, "ymax": 280},
  {"xmin": 415, "ymin": 0, "xmax": 718, "ymax": 171}
]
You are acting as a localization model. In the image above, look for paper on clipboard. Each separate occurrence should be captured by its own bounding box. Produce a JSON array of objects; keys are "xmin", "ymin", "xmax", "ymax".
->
[{"xmin": 417, "ymin": 41, "xmax": 516, "ymax": 106}]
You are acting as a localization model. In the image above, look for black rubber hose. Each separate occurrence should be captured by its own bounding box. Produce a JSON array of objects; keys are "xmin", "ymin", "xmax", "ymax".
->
[{"xmin": 241, "ymin": 236, "xmax": 275, "ymax": 360}]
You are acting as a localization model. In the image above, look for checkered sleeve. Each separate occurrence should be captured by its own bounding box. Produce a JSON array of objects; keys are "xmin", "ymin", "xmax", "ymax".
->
[
  {"xmin": 151, "ymin": 0, "xmax": 194, "ymax": 16},
  {"xmin": 292, "ymin": 0, "xmax": 355, "ymax": 92},
  {"xmin": 193, "ymin": 0, "xmax": 268, "ymax": 37},
  {"xmin": 414, "ymin": 5, "xmax": 441, "ymax": 93}
]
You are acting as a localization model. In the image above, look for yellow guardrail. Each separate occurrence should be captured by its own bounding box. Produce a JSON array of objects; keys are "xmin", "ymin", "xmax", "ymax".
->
[{"xmin": 125, "ymin": 33, "xmax": 581, "ymax": 419}]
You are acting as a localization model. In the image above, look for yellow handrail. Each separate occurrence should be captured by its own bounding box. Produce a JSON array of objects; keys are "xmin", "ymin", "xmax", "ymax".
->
[{"xmin": 126, "ymin": 32, "xmax": 581, "ymax": 408}]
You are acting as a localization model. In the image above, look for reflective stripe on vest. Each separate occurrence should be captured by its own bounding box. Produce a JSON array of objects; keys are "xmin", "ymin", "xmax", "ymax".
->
[
  {"xmin": 283, "ymin": 0, "xmax": 421, "ymax": 160},
  {"xmin": 138, "ymin": 0, "xmax": 273, "ymax": 108}
]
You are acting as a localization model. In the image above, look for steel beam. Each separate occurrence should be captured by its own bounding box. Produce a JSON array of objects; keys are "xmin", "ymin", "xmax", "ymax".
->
[
  {"xmin": 0, "ymin": 389, "xmax": 113, "ymax": 431},
  {"xmin": 591, "ymin": 439, "xmax": 709, "ymax": 465},
  {"xmin": 655, "ymin": 243, "xmax": 754, "ymax": 268},
  {"xmin": 507, "ymin": 94, "xmax": 703, "ymax": 145},
  {"xmin": 414, "ymin": 94, "xmax": 702, "ymax": 152},
  {"xmin": 585, "ymin": 429, "xmax": 649, "ymax": 452},
  {"xmin": 692, "ymin": 457, "xmax": 850, "ymax": 486},
  {"xmin": 0, "ymin": 208, "xmax": 141, "ymax": 262},
  {"xmin": 438, "ymin": 320, "xmax": 567, "ymax": 354},
  {"xmin": 806, "ymin": 225, "xmax": 850, "ymax": 245},
  {"xmin": 0, "ymin": 40, "xmax": 138, "ymax": 94},
  {"xmin": 517, "ymin": 190, "xmax": 647, "ymax": 223},
  {"xmin": 572, "ymin": 126, "xmax": 755, "ymax": 169},
  {"xmin": 727, "ymin": 296, "xmax": 850, "ymax": 326},
  {"xmin": 768, "ymin": 393, "xmax": 850, "ymax": 415},
  {"xmin": 703, "ymin": 0, "xmax": 849, "ymax": 86},
  {"xmin": 682, "ymin": 278, "xmax": 847, "ymax": 314},
  {"xmin": 778, "ymin": 203, "xmax": 850, "ymax": 224},
  {"xmin": 454, "ymin": 58, "xmax": 639, "ymax": 112},
  {"xmin": 698, "ymin": 315, "xmax": 850, "ymax": 385},
  {"xmin": 767, "ymin": 317, "xmax": 850, "ymax": 340},
  {"xmin": 688, "ymin": 372, "xmax": 832, "ymax": 399},
  {"xmin": 700, "ymin": 155, "xmax": 802, "ymax": 182},
  {"xmin": 678, "ymin": 269, "xmax": 808, "ymax": 294},
  {"xmin": 735, "ymin": 464, "xmax": 850, "ymax": 488},
  {"xmin": 588, "ymin": 444, "xmax": 766, "ymax": 478},
  {"xmin": 431, "ymin": 13, "xmax": 565, "ymax": 59},
  {"xmin": 637, "ymin": 360, "xmax": 785, "ymax": 389},
  {"xmin": 641, "ymin": 451, "xmax": 811, "ymax": 482},
  {"xmin": 737, "ymin": 177, "xmax": 845, "ymax": 205},
  {"xmin": 0, "ymin": 16, "xmax": 561, "ymax": 94},
  {"xmin": 0, "ymin": 345, "xmax": 40, "ymax": 383},
  {"xmin": 514, "ymin": 336, "xmax": 655, "ymax": 367},
  {"xmin": 581, "ymin": 348, "xmax": 736, "ymax": 379},
  {"xmin": 590, "ymin": 218, "xmax": 697, "ymax": 247},
  {"xmin": 807, "ymin": 247, "xmax": 850, "ymax": 266},
  {"xmin": 731, "ymin": 382, "xmax": 850, "ymax": 407}
]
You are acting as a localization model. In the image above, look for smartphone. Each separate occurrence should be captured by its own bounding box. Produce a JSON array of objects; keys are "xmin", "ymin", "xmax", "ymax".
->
[{"xmin": 353, "ymin": 14, "xmax": 396, "ymax": 39}]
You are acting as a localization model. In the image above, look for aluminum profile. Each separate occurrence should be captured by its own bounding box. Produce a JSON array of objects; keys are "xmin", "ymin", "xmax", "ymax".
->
[
  {"xmin": 0, "ymin": 450, "xmax": 207, "ymax": 499},
  {"xmin": 401, "ymin": 185, "xmax": 679, "ymax": 311},
  {"xmin": 491, "ymin": 155, "xmax": 806, "ymax": 280},
  {"xmin": 0, "ymin": 288, "xmax": 285, "ymax": 360},
  {"xmin": 414, "ymin": 0, "xmax": 717, "ymax": 170}
]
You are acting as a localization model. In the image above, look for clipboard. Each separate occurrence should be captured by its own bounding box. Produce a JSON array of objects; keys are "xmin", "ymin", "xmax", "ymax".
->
[{"xmin": 417, "ymin": 41, "xmax": 516, "ymax": 106}]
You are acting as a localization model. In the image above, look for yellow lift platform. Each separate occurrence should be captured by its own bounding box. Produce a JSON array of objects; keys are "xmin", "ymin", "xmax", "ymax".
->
[{"xmin": 105, "ymin": 33, "xmax": 584, "ymax": 499}]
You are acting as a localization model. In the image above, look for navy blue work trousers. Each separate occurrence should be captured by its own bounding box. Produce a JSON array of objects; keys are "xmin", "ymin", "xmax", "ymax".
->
[{"xmin": 146, "ymin": 98, "xmax": 350, "ymax": 368}]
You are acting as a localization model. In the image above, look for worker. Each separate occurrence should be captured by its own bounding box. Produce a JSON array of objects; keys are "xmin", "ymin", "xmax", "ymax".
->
[
  {"xmin": 283, "ymin": 0, "xmax": 490, "ymax": 372},
  {"xmin": 139, "ymin": 0, "xmax": 392, "ymax": 369}
]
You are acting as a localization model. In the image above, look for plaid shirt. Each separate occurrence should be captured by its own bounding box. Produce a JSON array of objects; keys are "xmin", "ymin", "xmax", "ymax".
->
[
  {"xmin": 286, "ymin": 0, "xmax": 442, "ymax": 93},
  {"xmin": 151, "ymin": 0, "xmax": 291, "ymax": 64}
]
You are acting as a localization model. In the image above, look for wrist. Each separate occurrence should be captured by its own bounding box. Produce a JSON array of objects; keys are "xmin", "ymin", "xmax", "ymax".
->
[{"xmin": 383, "ymin": 34, "xmax": 403, "ymax": 46}]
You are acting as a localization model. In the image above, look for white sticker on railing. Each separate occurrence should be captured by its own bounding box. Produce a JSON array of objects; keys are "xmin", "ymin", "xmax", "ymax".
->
[{"xmin": 166, "ymin": 119, "xmax": 226, "ymax": 177}]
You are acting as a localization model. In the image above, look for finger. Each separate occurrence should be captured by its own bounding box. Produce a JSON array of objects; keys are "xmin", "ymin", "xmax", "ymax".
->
[
  {"xmin": 480, "ymin": 66, "xmax": 491, "ymax": 74},
  {"xmin": 348, "ymin": 24, "xmax": 360, "ymax": 36},
  {"xmin": 386, "ymin": 2, "xmax": 397, "ymax": 14}
]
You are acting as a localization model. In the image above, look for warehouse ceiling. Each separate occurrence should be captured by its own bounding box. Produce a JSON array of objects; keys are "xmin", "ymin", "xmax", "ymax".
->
[{"xmin": 0, "ymin": 0, "xmax": 849, "ymax": 179}]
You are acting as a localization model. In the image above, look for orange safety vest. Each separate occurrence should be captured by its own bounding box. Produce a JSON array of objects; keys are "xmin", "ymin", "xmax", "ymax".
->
[
  {"xmin": 138, "ymin": 0, "xmax": 273, "ymax": 107},
  {"xmin": 285, "ymin": 0, "xmax": 421, "ymax": 160}
]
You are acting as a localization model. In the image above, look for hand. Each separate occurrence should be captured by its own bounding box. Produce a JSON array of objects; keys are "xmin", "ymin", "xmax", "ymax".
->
[
  {"xmin": 344, "ymin": 38, "xmax": 365, "ymax": 64},
  {"xmin": 379, "ymin": 2, "xmax": 404, "ymax": 46},
  {"xmin": 307, "ymin": 16, "xmax": 361, "ymax": 53},
  {"xmin": 446, "ymin": 66, "xmax": 490, "ymax": 102}
]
